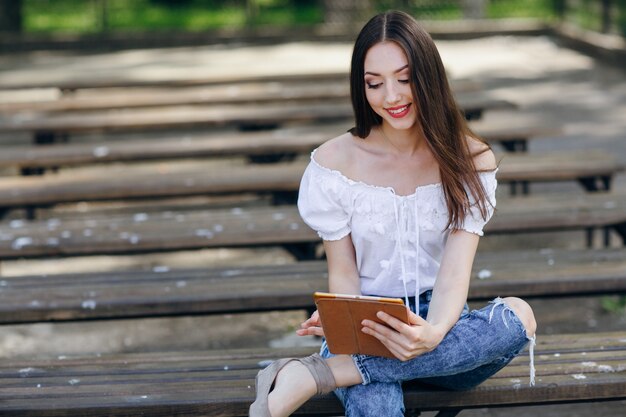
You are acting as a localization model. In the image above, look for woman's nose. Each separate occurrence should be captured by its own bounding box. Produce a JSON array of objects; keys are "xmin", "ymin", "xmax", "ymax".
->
[{"xmin": 385, "ymin": 83, "xmax": 401, "ymax": 105}]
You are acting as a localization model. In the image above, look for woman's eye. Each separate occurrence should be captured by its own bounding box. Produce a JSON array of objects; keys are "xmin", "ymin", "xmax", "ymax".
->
[
  {"xmin": 366, "ymin": 82, "xmax": 382, "ymax": 89},
  {"xmin": 398, "ymin": 79, "xmax": 410, "ymax": 84}
]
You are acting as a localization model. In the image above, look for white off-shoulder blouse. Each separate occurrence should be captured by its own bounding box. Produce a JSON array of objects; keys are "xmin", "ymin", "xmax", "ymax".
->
[{"xmin": 297, "ymin": 149, "xmax": 497, "ymax": 308}]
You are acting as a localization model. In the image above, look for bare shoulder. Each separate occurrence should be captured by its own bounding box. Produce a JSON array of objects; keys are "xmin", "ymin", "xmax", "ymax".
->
[
  {"xmin": 313, "ymin": 132, "xmax": 357, "ymax": 171},
  {"xmin": 467, "ymin": 136, "xmax": 497, "ymax": 171}
]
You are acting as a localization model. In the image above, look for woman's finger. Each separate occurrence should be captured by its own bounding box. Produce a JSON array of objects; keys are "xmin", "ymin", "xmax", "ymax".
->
[
  {"xmin": 296, "ymin": 326, "xmax": 325, "ymax": 337},
  {"xmin": 407, "ymin": 310, "xmax": 428, "ymax": 326},
  {"xmin": 363, "ymin": 325, "xmax": 416, "ymax": 360},
  {"xmin": 362, "ymin": 319, "xmax": 412, "ymax": 351},
  {"xmin": 300, "ymin": 310, "xmax": 321, "ymax": 329},
  {"xmin": 376, "ymin": 311, "xmax": 412, "ymax": 333}
]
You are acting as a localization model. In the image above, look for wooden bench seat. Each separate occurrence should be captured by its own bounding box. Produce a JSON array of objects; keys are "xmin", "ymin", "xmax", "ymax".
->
[
  {"xmin": 1, "ymin": 191, "xmax": 625, "ymax": 261},
  {"xmin": 0, "ymin": 118, "xmax": 562, "ymax": 172},
  {"xmin": 0, "ymin": 150, "xmax": 619, "ymax": 214},
  {"xmin": 0, "ymin": 97, "xmax": 513, "ymax": 144},
  {"xmin": 0, "ymin": 248, "xmax": 623, "ymax": 324},
  {"xmin": 0, "ymin": 71, "xmax": 479, "ymax": 93},
  {"xmin": 2, "ymin": 331, "xmax": 625, "ymax": 416},
  {"xmin": 0, "ymin": 81, "xmax": 504, "ymax": 116}
]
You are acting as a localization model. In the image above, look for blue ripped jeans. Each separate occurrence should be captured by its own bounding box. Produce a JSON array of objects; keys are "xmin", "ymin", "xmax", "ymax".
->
[{"xmin": 320, "ymin": 291, "xmax": 534, "ymax": 417}]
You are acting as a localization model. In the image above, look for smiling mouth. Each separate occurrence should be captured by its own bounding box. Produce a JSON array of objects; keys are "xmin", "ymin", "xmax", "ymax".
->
[{"xmin": 386, "ymin": 103, "xmax": 411, "ymax": 118}]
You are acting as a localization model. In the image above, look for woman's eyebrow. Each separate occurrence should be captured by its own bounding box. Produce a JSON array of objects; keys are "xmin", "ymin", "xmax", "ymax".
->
[{"xmin": 364, "ymin": 64, "xmax": 409, "ymax": 76}]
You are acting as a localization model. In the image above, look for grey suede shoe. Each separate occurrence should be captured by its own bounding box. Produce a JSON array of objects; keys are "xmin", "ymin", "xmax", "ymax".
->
[{"xmin": 249, "ymin": 353, "xmax": 336, "ymax": 417}]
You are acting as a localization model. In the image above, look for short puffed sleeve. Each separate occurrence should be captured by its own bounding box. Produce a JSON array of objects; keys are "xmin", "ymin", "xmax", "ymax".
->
[
  {"xmin": 456, "ymin": 169, "xmax": 498, "ymax": 236},
  {"xmin": 297, "ymin": 159, "xmax": 352, "ymax": 241}
]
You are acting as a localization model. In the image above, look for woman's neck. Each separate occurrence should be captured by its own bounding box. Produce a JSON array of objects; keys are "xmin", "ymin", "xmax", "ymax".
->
[{"xmin": 379, "ymin": 123, "xmax": 427, "ymax": 157}]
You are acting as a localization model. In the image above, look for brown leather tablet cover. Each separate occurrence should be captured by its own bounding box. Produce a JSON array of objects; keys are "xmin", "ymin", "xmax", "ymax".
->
[{"xmin": 315, "ymin": 297, "xmax": 409, "ymax": 358}]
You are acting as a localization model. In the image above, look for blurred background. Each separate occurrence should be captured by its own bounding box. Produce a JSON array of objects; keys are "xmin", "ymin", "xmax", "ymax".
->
[
  {"xmin": 0, "ymin": 0, "xmax": 624, "ymax": 38},
  {"xmin": 0, "ymin": 1, "xmax": 625, "ymax": 416}
]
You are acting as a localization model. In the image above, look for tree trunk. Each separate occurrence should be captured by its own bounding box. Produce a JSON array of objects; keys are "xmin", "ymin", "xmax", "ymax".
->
[
  {"xmin": 601, "ymin": 0, "xmax": 612, "ymax": 33},
  {"xmin": 0, "ymin": 0, "xmax": 22, "ymax": 33}
]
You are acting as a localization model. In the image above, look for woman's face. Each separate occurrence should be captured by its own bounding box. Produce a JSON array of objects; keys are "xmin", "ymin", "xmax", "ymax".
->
[{"xmin": 363, "ymin": 41, "xmax": 417, "ymax": 131}]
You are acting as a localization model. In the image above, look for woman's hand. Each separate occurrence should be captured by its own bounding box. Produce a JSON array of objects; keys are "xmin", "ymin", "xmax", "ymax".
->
[
  {"xmin": 361, "ymin": 310, "xmax": 445, "ymax": 361},
  {"xmin": 296, "ymin": 310, "xmax": 325, "ymax": 337}
]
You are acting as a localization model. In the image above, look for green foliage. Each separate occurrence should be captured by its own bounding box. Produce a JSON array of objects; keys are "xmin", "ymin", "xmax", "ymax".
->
[
  {"xmin": 23, "ymin": 0, "xmax": 321, "ymax": 33},
  {"xmin": 24, "ymin": 0, "xmax": 100, "ymax": 33},
  {"xmin": 618, "ymin": 0, "xmax": 626, "ymax": 36},
  {"xmin": 487, "ymin": 0, "xmax": 555, "ymax": 19},
  {"xmin": 601, "ymin": 296, "xmax": 626, "ymax": 315},
  {"xmin": 18, "ymin": 0, "xmax": 626, "ymax": 35}
]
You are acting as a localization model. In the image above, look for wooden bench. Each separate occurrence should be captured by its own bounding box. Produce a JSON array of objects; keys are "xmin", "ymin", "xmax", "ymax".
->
[
  {"xmin": 0, "ymin": 71, "xmax": 480, "ymax": 93},
  {"xmin": 0, "ymin": 81, "xmax": 499, "ymax": 116},
  {"xmin": 0, "ymin": 150, "xmax": 619, "ymax": 218},
  {"xmin": 0, "ymin": 248, "xmax": 623, "ymax": 324},
  {"xmin": 0, "ymin": 97, "xmax": 513, "ymax": 145},
  {"xmin": 1, "ymin": 191, "xmax": 625, "ymax": 262},
  {"xmin": 2, "ymin": 331, "xmax": 625, "ymax": 416},
  {"xmin": 0, "ymin": 117, "xmax": 562, "ymax": 173}
]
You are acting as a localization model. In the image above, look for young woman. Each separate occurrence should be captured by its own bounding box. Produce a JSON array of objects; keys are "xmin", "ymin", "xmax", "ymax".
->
[{"xmin": 250, "ymin": 10, "xmax": 537, "ymax": 417}]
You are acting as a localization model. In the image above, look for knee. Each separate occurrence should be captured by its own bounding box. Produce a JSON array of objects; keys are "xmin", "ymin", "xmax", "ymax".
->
[{"xmin": 502, "ymin": 297, "xmax": 537, "ymax": 337}]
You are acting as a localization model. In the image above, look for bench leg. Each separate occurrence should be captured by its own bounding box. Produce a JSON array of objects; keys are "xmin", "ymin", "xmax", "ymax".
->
[
  {"xmin": 248, "ymin": 152, "xmax": 298, "ymax": 164},
  {"xmin": 272, "ymin": 191, "xmax": 298, "ymax": 205},
  {"xmin": 586, "ymin": 228, "xmax": 595, "ymax": 248},
  {"xmin": 464, "ymin": 110, "xmax": 482, "ymax": 121},
  {"xmin": 25, "ymin": 206, "xmax": 37, "ymax": 221},
  {"xmin": 613, "ymin": 223, "xmax": 626, "ymax": 246},
  {"xmin": 499, "ymin": 138, "xmax": 527, "ymax": 152},
  {"xmin": 20, "ymin": 167, "xmax": 46, "ymax": 176},
  {"xmin": 34, "ymin": 131, "xmax": 57, "ymax": 145},
  {"xmin": 510, "ymin": 180, "xmax": 530, "ymax": 196},
  {"xmin": 579, "ymin": 176, "xmax": 612, "ymax": 192},
  {"xmin": 283, "ymin": 243, "xmax": 319, "ymax": 261}
]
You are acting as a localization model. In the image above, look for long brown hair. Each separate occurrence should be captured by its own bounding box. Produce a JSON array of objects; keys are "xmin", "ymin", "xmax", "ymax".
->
[{"xmin": 348, "ymin": 10, "xmax": 493, "ymax": 229}]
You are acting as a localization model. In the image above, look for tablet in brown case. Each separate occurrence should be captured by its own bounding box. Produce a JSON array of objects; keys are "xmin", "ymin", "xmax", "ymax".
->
[{"xmin": 314, "ymin": 292, "xmax": 410, "ymax": 358}]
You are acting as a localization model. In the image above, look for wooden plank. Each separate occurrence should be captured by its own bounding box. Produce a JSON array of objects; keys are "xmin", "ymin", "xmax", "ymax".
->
[
  {"xmin": 0, "ymin": 71, "xmax": 479, "ymax": 92},
  {"xmin": 0, "ymin": 150, "xmax": 618, "ymax": 209},
  {"xmin": 0, "ymin": 94, "xmax": 513, "ymax": 136},
  {"xmin": 0, "ymin": 331, "xmax": 623, "ymax": 416},
  {"xmin": 0, "ymin": 102, "xmax": 351, "ymax": 135},
  {"xmin": 0, "ymin": 117, "xmax": 561, "ymax": 170},
  {"xmin": 0, "ymin": 248, "xmax": 623, "ymax": 324},
  {"xmin": 0, "ymin": 82, "xmax": 495, "ymax": 114},
  {"xmin": 0, "ymin": 191, "xmax": 625, "ymax": 260}
]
